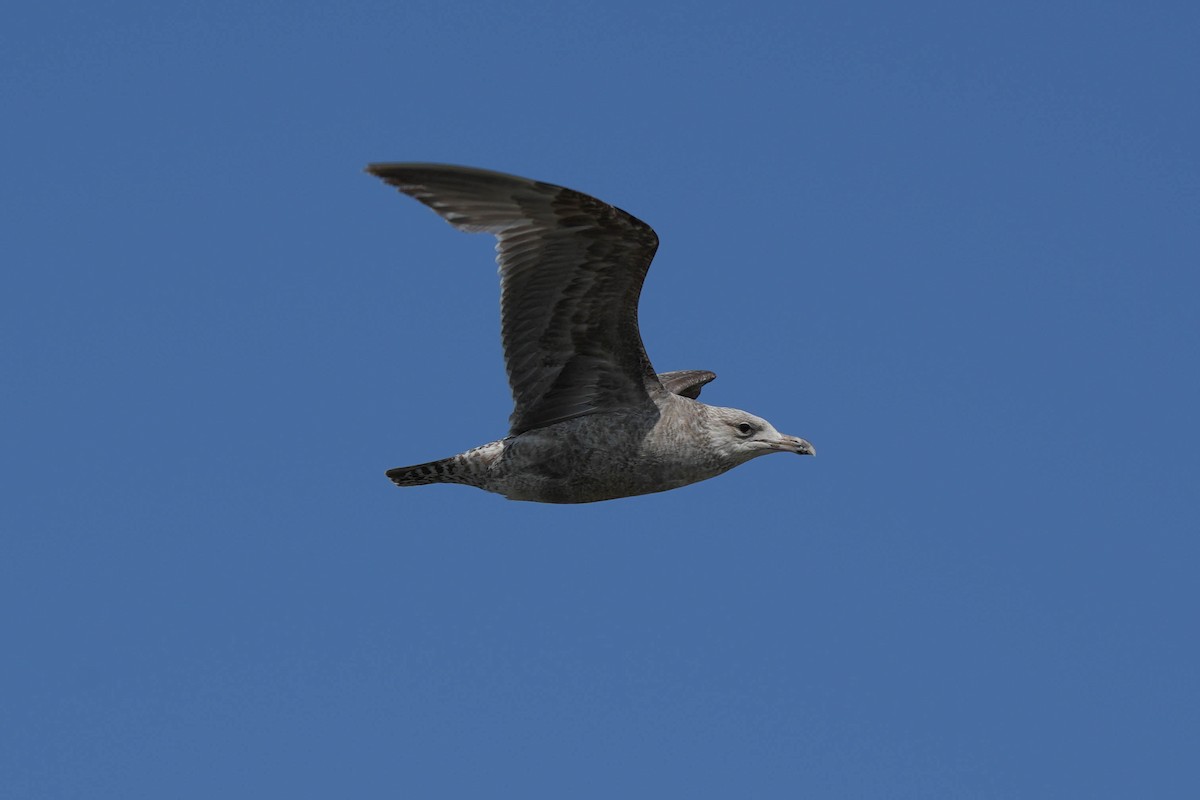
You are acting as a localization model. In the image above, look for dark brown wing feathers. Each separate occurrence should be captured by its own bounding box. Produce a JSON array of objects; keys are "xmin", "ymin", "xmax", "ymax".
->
[
  {"xmin": 656, "ymin": 370, "xmax": 717, "ymax": 400},
  {"xmin": 367, "ymin": 164, "xmax": 663, "ymax": 434}
]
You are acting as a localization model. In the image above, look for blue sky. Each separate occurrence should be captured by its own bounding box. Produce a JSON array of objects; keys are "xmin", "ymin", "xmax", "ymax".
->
[{"xmin": 3, "ymin": 1, "xmax": 1198, "ymax": 797}]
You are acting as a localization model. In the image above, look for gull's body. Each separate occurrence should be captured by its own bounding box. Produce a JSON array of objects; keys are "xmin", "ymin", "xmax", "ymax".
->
[{"xmin": 368, "ymin": 164, "xmax": 813, "ymax": 503}]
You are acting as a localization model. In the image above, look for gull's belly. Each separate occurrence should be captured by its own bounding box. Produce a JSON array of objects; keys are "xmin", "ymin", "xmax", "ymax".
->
[{"xmin": 487, "ymin": 413, "xmax": 728, "ymax": 504}]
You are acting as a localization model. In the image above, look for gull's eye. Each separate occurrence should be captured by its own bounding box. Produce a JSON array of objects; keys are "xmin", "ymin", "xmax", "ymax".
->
[{"xmin": 737, "ymin": 422, "xmax": 754, "ymax": 435}]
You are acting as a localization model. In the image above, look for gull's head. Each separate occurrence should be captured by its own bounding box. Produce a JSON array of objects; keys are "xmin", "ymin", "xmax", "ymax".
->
[{"xmin": 706, "ymin": 406, "xmax": 815, "ymax": 465}]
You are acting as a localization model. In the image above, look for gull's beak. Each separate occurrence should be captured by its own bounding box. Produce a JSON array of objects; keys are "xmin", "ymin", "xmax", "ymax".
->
[{"xmin": 768, "ymin": 435, "xmax": 816, "ymax": 456}]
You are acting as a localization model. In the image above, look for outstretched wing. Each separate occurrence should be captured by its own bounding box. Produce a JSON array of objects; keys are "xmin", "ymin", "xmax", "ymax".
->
[
  {"xmin": 657, "ymin": 370, "xmax": 716, "ymax": 400},
  {"xmin": 367, "ymin": 163, "xmax": 664, "ymax": 435}
]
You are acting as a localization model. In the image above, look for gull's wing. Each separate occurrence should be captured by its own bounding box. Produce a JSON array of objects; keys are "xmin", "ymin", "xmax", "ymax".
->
[
  {"xmin": 656, "ymin": 370, "xmax": 716, "ymax": 400},
  {"xmin": 367, "ymin": 163, "xmax": 664, "ymax": 435}
]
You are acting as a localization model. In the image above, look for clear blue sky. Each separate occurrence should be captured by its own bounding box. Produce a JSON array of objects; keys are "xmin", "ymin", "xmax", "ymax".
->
[{"xmin": 3, "ymin": 1, "xmax": 1197, "ymax": 797}]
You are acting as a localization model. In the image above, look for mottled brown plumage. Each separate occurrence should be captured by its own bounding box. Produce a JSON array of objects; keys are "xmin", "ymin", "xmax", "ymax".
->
[{"xmin": 368, "ymin": 164, "xmax": 813, "ymax": 503}]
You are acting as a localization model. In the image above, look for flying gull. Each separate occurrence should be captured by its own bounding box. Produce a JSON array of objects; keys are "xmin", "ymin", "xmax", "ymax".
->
[{"xmin": 367, "ymin": 164, "xmax": 814, "ymax": 503}]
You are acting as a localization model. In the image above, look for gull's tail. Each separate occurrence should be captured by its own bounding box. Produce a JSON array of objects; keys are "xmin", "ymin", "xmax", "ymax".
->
[
  {"xmin": 385, "ymin": 440, "xmax": 504, "ymax": 490},
  {"xmin": 385, "ymin": 456, "xmax": 468, "ymax": 487}
]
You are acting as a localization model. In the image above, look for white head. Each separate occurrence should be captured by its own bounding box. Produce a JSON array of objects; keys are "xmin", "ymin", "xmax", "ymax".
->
[{"xmin": 705, "ymin": 405, "xmax": 816, "ymax": 466}]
